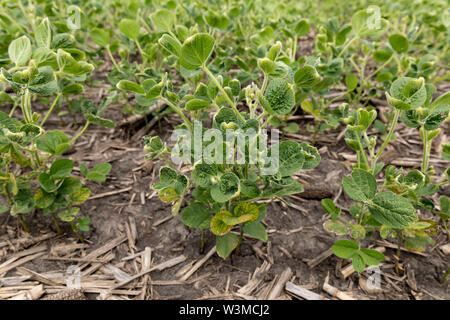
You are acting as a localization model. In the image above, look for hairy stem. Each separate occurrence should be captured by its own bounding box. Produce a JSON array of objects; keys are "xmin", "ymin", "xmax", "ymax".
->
[
  {"xmin": 41, "ymin": 93, "xmax": 62, "ymax": 126},
  {"xmin": 372, "ymin": 109, "xmax": 400, "ymax": 172},
  {"xmin": 203, "ymin": 66, "xmax": 245, "ymax": 122}
]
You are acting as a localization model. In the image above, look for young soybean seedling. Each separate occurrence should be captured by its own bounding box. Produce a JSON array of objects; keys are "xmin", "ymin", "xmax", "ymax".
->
[
  {"xmin": 126, "ymin": 34, "xmax": 322, "ymax": 259},
  {"xmin": 0, "ymin": 18, "xmax": 114, "ymax": 239},
  {"xmin": 322, "ymin": 77, "xmax": 449, "ymax": 272}
]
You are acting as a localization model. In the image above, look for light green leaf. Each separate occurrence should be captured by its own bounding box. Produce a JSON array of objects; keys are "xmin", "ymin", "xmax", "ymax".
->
[
  {"xmin": 35, "ymin": 18, "xmax": 52, "ymax": 48},
  {"xmin": 119, "ymin": 19, "xmax": 140, "ymax": 40},
  {"xmin": 152, "ymin": 9, "xmax": 174, "ymax": 32},
  {"xmin": 180, "ymin": 33, "xmax": 215, "ymax": 70},
  {"xmin": 9, "ymin": 36, "xmax": 31, "ymax": 66},
  {"xmin": 332, "ymin": 240, "xmax": 359, "ymax": 259}
]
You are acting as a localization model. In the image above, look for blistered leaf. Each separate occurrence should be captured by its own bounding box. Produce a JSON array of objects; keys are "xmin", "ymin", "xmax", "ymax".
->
[
  {"xmin": 265, "ymin": 79, "xmax": 295, "ymax": 115},
  {"xmin": 368, "ymin": 191, "xmax": 417, "ymax": 228}
]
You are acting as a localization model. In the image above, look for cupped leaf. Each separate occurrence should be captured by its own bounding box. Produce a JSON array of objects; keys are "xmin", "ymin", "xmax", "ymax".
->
[
  {"xmin": 181, "ymin": 203, "xmax": 212, "ymax": 229},
  {"xmin": 116, "ymin": 80, "xmax": 145, "ymax": 94},
  {"xmin": 180, "ymin": 33, "xmax": 215, "ymax": 70},
  {"xmin": 294, "ymin": 65, "xmax": 320, "ymax": 87},
  {"xmin": 210, "ymin": 172, "xmax": 240, "ymax": 202},
  {"xmin": 389, "ymin": 34, "xmax": 408, "ymax": 54},
  {"xmin": 342, "ymin": 169, "xmax": 377, "ymax": 202},
  {"xmin": 277, "ymin": 141, "xmax": 305, "ymax": 176},
  {"xmin": 90, "ymin": 28, "xmax": 110, "ymax": 47},
  {"xmin": 152, "ymin": 9, "xmax": 174, "ymax": 32},
  {"xmin": 119, "ymin": 19, "xmax": 140, "ymax": 40},
  {"xmin": 264, "ymin": 79, "xmax": 295, "ymax": 115},
  {"xmin": 211, "ymin": 211, "xmax": 233, "ymax": 235},
  {"xmin": 9, "ymin": 36, "xmax": 31, "ymax": 66},
  {"xmin": 50, "ymin": 159, "xmax": 74, "ymax": 179}
]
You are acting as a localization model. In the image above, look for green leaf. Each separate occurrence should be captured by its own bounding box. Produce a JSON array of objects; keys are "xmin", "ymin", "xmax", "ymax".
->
[
  {"xmin": 9, "ymin": 36, "xmax": 31, "ymax": 66},
  {"xmin": 158, "ymin": 34, "xmax": 181, "ymax": 57},
  {"xmin": 119, "ymin": 19, "xmax": 140, "ymax": 40},
  {"xmin": 388, "ymin": 77, "xmax": 427, "ymax": 110},
  {"xmin": 180, "ymin": 33, "xmax": 215, "ymax": 70},
  {"xmin": 185, "ymin": 98, "xmax": 210, "ymax": 111},
  {"xmin": 332, "ymin": 240, "xmax": 359, "ymax": 259},
  {"xmin": 295, "ymin": 19, "xmax": 310, "ymax": 36},
  {"xmin": 243, "ymin": 222, "xmax": 268, "ymax": 242},
  {"xmin": 277, "ymin": 141, "xmax": 305, "ymax": 176},
  {"xmin": 360, "ymin": 248, "xmax": 385, "ymax": 266},
  {"xmin": 38, "ymin": 173, "xmax": 57, "ymax": 193},
  {"xmin": 216, "ymin": 233, "xmax": 240, "ymax": 259},
  {"xmin": 35, "ymin": 18, "xmax": 52, "ymax": 48},
  {"xmin": 192, "ymin": 163, "xmax": 218, "ymax": 188},
  {"xmin": 321, "ymin": 198, "xmax": 341, "ymax": 219},
  {"xmin": 152, "ymin": 9, "xmax": 174, "ymax": 32},
  {"xmin": 116, "ymin": 80, "xmax": 145, "ymax": 94},
  {"xmin": 90, "ymin": 28, "xmax": 110, "ymax": 47},
  {"xmin": 85, "ymin": 114, "xmax": 115, "ymax": 128},
  {"xmin": 58, "ymin": 177, "xmax": 82, "ymax": 194},
  {"xmin": 368, "ymin": 191, "xmax": 417, "ymax": 228},
  {"xmin": 86, "ymin": 163, "xmax": 111, "ymax": 182},
  {"xmin": 352, "ymin": 253, "xmax": 365, "ymax": 273},
  {"xmin": 76, "ymin": 217, "xmax": 90, "ymax": 231},
  {"xmin": 345, "ymin": 73, "xmax": 358, "ymax": 91},
  {"xmin": 211, "ymin": 172, "xmax": 240, "ymax": 202},
  {"xmin": 342, "ymin": 169, "xmax": 377, "ymax": 202},
  {"xmin": 428, "ymin": 92, "xmax": 450, "ymax": 113},
  {"xmin": 62, "ymin": 83, "xmax": 84, "ymax": 95},
  {"xmin": 388, "ymin": 34, "xmax": 408, "ymax": 54},
  {"xmin": 240, "ymin": 180, "xmax": 260, "ymax": 198},
  {"xmin": 294, "ymin": 65, "xmax": 320, "ymax": 87},
  {"xmin": 264, "ymin": 79, "xmax": 295, "ymax": 115},
  {"xmin": 299, "ymin": 142, "xmax": 321, "ymax": 169},
  {"xmin": 181, "ymin": 203, "xmax": 212, "ymax": 229},
  {"xmin": 50, "ymin": 159, "xmax": 74, "ymax": 179}
]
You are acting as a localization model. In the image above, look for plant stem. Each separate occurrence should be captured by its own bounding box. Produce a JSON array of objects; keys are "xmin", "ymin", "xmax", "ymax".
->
[
  {"xmin": 372, "ymin": 109, "xmax": 400, "ymax": 172},
  {"xmin": 71, "ymin": 221, "xmax": 84, "ymax": 243},
  {"xmin": 9, "ymin": 101, "xmax": 18, "ymax": 117},
  {"xmin": 337, "ymin": 36, "xmax": 358, "ymax": 58},
  {"xmin": 18, "ymin": 215, "xmax": 30, "ymax": 233},
  {"xmin": 106, "ymin": 46, "xmax": 124, "ymax": 74},
  {"xmin": 70, "ymin": 121, "xmax": 90, "ymax": 145},
  {"xmin": 421, "ymin": 127, "xmax": 431, "ymax": 173},
  {"xmin": 203, "ymin": 66, "xmax": 245, "ymax": 123},
  {"xmin": 200, "ymin": 229, "xmax": 205, "ymax": 254},
  {"xmin": 160, "ymin": 97, "xmax": 192, "ymax": 130},
  {"xmin": 51, "ymin": 212, "xmax": 62, "ymax": 235},
  {"xmin": 40, "ymin": 93, "xmax": 62, "ymax": 126}
]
